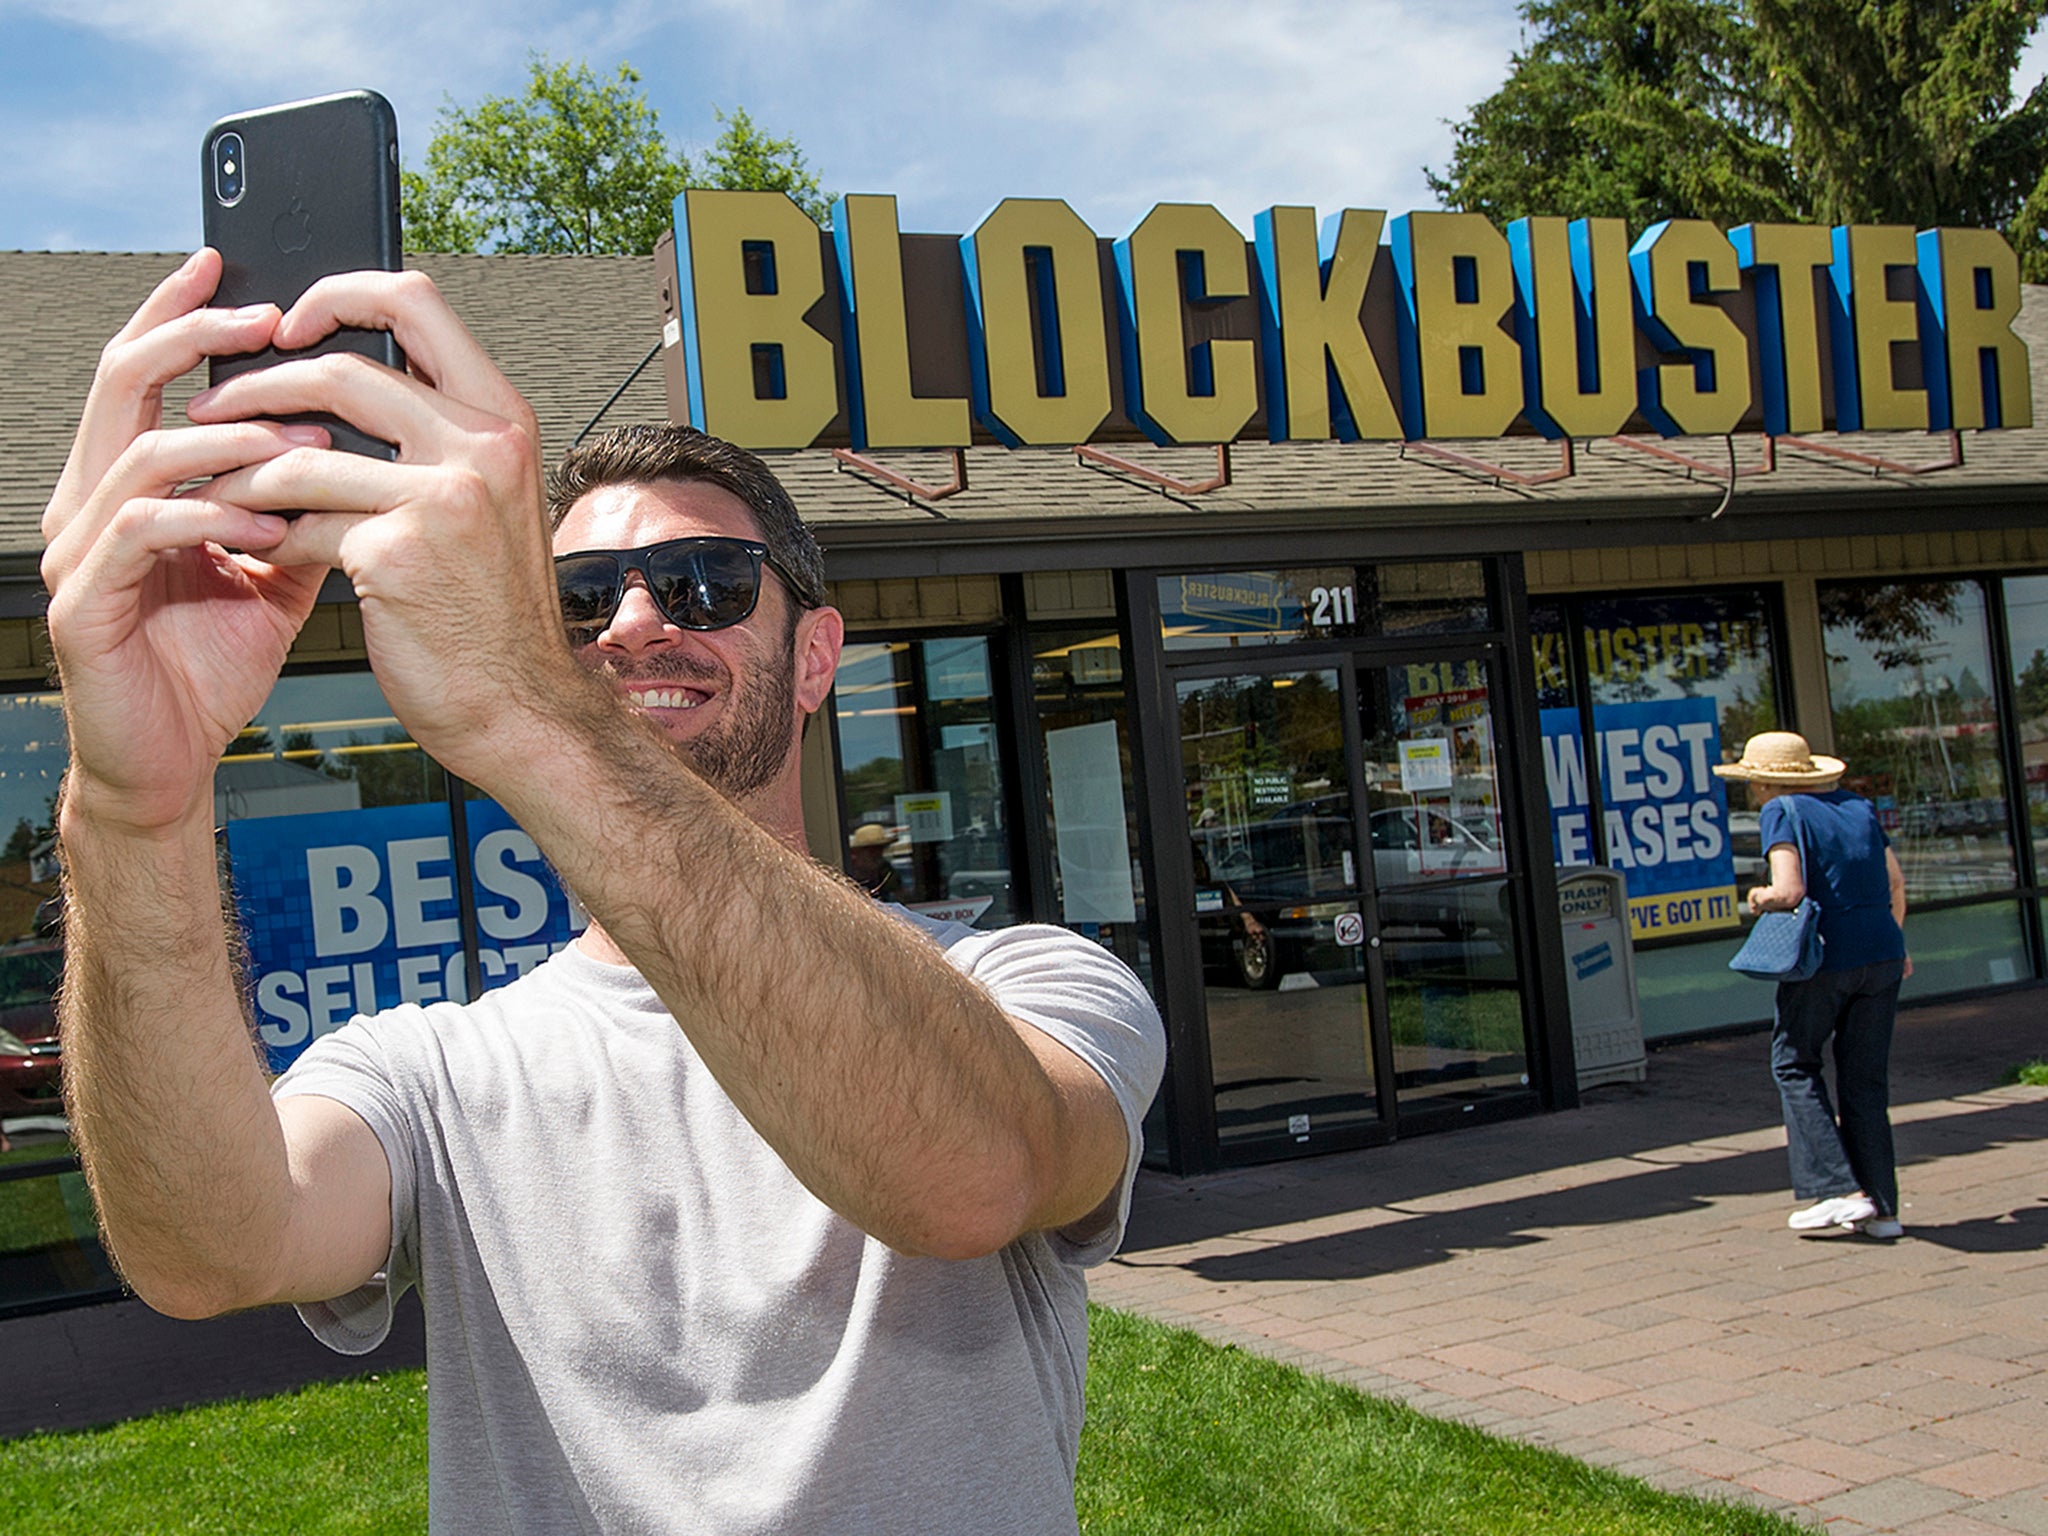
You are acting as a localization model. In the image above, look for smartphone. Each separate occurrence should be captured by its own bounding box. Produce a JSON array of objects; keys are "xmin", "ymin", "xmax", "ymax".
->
[{"xmin": 201, "ymin": 89, "xmax": 404, "ymax": 458}]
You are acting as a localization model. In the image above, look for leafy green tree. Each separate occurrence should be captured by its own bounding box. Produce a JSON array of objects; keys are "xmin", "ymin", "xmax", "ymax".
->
[
  {"xmin": 699, "ymin": 107, "xmax": 832, "ymax": 225},
  {"xmin": 1433, "ymin": 0, "xmax": 2048, "ymax": 261},
  {"xmin": 404, "ymin": 58, "xmax": 691, "ymax": 254},
  {"xmin": 402, "ymin": 58, "xmax": 831, "ymax": 255}
]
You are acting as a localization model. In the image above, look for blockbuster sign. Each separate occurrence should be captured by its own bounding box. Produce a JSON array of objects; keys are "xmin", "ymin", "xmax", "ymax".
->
[{"xmin": 658, "ymin": 191, "xmax": 2033, "ymax": 452}]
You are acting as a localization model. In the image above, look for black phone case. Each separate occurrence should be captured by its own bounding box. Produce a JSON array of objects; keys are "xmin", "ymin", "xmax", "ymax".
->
[{"xmin": 202, "ymin": 90, "xmax": 404, "ymax": 459}]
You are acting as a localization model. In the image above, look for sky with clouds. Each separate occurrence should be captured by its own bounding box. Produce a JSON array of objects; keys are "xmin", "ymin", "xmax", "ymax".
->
[{"xmin": 0, "ymin": 0, "xmax": 1532, "ymax": 252}]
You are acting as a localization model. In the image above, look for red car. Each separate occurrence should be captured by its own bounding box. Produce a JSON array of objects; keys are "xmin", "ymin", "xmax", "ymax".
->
[{"xmin": 0, "ymin": 941, "xmax": 63, "ymax": 1131}]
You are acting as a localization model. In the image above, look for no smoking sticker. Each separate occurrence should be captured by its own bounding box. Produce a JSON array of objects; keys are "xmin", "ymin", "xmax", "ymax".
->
[{"xmin": 1333, "ymin": 912, "xmax": 1365, "ymax": 947}]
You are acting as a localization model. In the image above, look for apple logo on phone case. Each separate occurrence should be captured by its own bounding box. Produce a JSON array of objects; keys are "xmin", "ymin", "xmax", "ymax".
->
[{"xmin": 273, "ymin": 197, "xmax": 313, "ymax": 254}]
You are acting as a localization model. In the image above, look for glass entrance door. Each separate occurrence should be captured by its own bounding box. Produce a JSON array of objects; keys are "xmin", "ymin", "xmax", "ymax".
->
[
  {"xmin": 1176, "ymin": 667, "xmax": 1377, "ymax": 1150},
  {"xmin": 1361, "ymin": 655, "xmax": 1533, "ymax": 1116}
]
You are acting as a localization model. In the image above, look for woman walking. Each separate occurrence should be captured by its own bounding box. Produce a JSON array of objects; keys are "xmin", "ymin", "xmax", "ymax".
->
[{"xmin": 1715, "ymin": 733, "xmax": 1911, "ymax": 1239}]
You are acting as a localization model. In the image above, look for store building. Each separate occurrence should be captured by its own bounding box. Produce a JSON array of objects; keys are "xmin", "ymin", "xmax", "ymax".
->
[{"xmin": 4, "ymin": 212, "xmax": 2048, "ymax": 1343}]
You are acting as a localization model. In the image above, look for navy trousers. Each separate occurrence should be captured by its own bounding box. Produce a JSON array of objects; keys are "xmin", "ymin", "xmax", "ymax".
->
[{"xmin": 1770, "ymin": 959, "xmax": 1905, "ymax": 1217}]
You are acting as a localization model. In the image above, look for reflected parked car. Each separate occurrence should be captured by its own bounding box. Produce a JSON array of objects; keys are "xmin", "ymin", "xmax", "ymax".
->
[
  {"xmin": 0, "ymin": 941, "xmax": 63, "ymax": 1133},
  {"xmin": 1369, "ymin": 807, "xmax": 1510, "ymax": 937},
  {"xmin": 1193, "ymin": 805, "xmax": 1512, "ymax": 986}
]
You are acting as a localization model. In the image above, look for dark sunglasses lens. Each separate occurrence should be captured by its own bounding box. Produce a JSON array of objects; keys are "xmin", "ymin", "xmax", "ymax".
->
[
  {"xmin": 555, "ymin": 555, "xmax": 623, "ymax": 629},
  {"xmin": 646, "ymin": 542, "xmax": 763, "ymax": 629}
]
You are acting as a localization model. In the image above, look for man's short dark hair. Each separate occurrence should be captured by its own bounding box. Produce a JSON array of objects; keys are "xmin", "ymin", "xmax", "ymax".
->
[{"xmin": 546, "ymin": 425, "xmax": 828, "ymax": 611}]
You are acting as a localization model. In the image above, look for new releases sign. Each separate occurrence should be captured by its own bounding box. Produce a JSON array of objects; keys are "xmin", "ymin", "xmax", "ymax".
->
[
  {"xmin": 660, "ymin": 192, "xmax": 2032, "ymax": 452},
  {"xmin": 228, "ymin": 801, "xmax": 584, "ymax": 1071},
  {"xmin": 1540, "ymin": 697, "xmax": 1738, "ymax": 940}
]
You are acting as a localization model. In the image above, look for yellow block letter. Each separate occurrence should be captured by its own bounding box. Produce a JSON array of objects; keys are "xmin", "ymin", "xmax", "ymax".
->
[
  {"xmin": 1629, "ymin": 220, "xmax": 1752, "ymax": 437},
  {"xmin": 672, "ymin": 189, "xmax": 838, "ymax": 450},
  {"xmin": 1112, "ymin": 204, "xmax": 1258, "ymax": 445},
  {"xmin": 1252, "ymin": 206, "xmax": 1401, "ymax": 441},
  {"xmin": 1389, "ymin": 211, "xmax": 1522, "ymax": 439},
  {"xmin": 959, "ymin": 198, "xmax": 1113, "ymax": 446},
  {"xmin": 1507, "ymin": 215, "xmax": 1635, "ymax": 439},
  {"xmin": 832, "ymin": 193, "xmax": 971, "ymax": 449},
  {"xmin": 1916, "ymin": 227, "xmax": 2032, "ymax": 430},
  {"xmin": 1828, "ymin": 224, "xmax": 1928, "ymax": 432}
]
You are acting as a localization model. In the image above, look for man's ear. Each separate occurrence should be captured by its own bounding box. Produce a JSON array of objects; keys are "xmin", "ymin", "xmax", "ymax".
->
[{"xmin": 793, "ymin": 605, "xmax": 845, "ymax": 716}]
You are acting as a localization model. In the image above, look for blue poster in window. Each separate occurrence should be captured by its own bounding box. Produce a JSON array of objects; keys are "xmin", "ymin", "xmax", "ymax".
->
[
  {"xmin": 1540, "ymin": 696, "xmax": 1739, "ymax": 939},
  {"xmin": 227, "ymin": 800, "xmax": 583, "ymax": 1071}
]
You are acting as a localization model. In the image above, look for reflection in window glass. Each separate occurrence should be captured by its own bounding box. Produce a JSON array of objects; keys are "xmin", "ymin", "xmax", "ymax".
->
[
  {"xmin": 1360, "ymin": 661, "xmax": 1528, "ymax": 1107},
  {"xmin": 1365, "ymin": 561, "xmax": 1491, "ymax": 636},
  {"xmin": 2003, "ymin": 575, "xmax": 2048, "ymax": 882},
  {"xmin": 1177, "ymin": 668, "xmax": 1377, "ymax": 1146},
  {"xmin": 1158, "ymin": 568, "xmax": 1358, "ymax": 650},
  {"xmin": 1823, "ymin": 580, "xmax": 2013, "ymax": 902},
  {"xmin": 0, "ymin": 1158, "xmax": 118, "ymax": 1318},
  {"xmin": 0, "ymin": 692, "xmax": 70, "ymax": 1219},
  {"xmin": 218, "ymin": 669, "xmax": 444, "ymax": 822},
  {"xmin": 1158, "ymin": 562, "xmax": 1492, "ymax": 651},
  {"xmin": 832, "ymin": 638, "xmax": 1013, "ymax": 929},
  {"xmin": 0, "ymin": 692, "xmax": 67, "ymax": 950},
  {"xmin": 1531, "ymin": 591, "xmax": 1773, "ymax": 942}
]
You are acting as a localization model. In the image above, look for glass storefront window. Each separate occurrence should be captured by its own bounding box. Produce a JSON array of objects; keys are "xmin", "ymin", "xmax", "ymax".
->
[
  {"xmin": 1822, "ymin": 580, "xmax": 2013, "ymax": 903},
  {"xmin": 1177, "ymin": 667, "xmax": 1377, "ymax": 1146},
  {"xmin": 223, "ymin": 670, "xmax": 586, "ymax": 1075},
  {"xmin": 2002, "ymin": 575, "xmax": 2048, "ymax": 882},
  {"xmin": 0, "ymin": 692, "xmax": 111, "ymax": 1316},
  {"xmin": 1531, "ymin": 590, "xmax": 1776, "ymax": 944},
  {"xmin": 1360, "ymin": 660, "xmax": 1528, "ymax": 1106},
  {"xmin": 219, "ymin": 669, "xmax": 445, "ymax": 821},
  {"xmin": 832, "ymin": 637, "xmax": 1014, "ymax": 928},
  {"xmin": 1159, "ymin": 561, "xmax": 1491, "ymax": 651},
  {"xmin": 1030, "ymin": 627, "xmax": 1148, "ymax": 983}
]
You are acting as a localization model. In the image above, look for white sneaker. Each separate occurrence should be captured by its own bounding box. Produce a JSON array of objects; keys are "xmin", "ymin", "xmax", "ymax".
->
[
  {"xmin": 1789, "ymin": 1195, "xmax": 1877, "ymax": 1230},
  {"xmin": 1857, "ymin": 1215, "xmax": 1904, "ymax": 1239}
]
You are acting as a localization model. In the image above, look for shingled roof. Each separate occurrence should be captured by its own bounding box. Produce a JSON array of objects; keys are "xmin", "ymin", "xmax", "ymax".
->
[{"xmin": 8, "ymin": 249, "xmax": 2048, "ymax": 572}]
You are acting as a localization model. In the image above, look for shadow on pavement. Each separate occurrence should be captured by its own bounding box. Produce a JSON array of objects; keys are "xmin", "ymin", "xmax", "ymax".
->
[
  {"xmin": 1122, "ymin": 990, "xmax": 2048, "ymax": 1268},
  {"xmin": 1120, "ymin": 1099, "xmax": 2048, "ymax": 1283},
  {"xmin": 1905, "ymin": 1198, "xmax": 2048, "ymax": 1254}
]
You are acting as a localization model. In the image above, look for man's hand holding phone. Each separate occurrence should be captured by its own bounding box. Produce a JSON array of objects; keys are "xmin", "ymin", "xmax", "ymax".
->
[{"xmin": 41, "ymin": 248, "xmax": 325, "ymax": 838}]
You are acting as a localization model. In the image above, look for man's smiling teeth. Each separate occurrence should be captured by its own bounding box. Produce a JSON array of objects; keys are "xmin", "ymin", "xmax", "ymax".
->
[{"xmin": 633, "ymin": 688, "xmax": 704, "ymax": 710}]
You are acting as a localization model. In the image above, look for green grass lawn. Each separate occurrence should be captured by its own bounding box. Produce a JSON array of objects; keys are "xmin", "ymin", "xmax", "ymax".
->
[{"xmin": 0, "ymin": 1305, "xmax": 1800, "ymax": 1535}]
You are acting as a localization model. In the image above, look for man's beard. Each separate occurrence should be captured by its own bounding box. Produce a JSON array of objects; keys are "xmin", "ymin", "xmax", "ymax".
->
[{"xmin": 595, "ymin": 645, "xmax": 797, "ymax": 802}]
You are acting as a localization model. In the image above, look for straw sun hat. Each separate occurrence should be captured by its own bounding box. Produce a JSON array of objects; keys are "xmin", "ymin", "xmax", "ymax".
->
[{"xmin": 1710, "ymin": 731, "xmax": 1846, "ymax": 786}]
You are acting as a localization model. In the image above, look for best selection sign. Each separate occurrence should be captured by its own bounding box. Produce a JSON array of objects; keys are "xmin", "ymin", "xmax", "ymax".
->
[
  {"xmin": 659, "ymin": 191, "xmax": 2032, "ymax": 452},
  {"xmin": 228, "ymin": 800, "xmax": 584, "ymax": 1071}
]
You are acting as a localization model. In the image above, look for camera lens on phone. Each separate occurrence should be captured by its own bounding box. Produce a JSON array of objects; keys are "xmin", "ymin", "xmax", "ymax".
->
[{"xmin": 214, "ymin": 133, "xmax": 245, "ymax": 206}]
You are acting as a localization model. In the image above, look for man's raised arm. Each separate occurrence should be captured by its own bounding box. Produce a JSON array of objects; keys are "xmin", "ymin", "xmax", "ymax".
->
[
  {"xmin": 43, "ymin": 251, "xmax": 392, "ymax": 1317},
  {"xmin": 195, "ymin": 272, "xmax": 1158, "ymax": 1265}
]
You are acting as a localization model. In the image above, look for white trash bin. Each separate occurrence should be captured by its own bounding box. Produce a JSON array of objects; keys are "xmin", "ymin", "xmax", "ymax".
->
[{"xmin": 1557, "ymin": 867, "xmax": 1646, "ymax": 1089}]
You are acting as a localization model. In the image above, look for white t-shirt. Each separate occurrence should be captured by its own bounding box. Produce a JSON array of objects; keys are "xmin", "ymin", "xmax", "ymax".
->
[{"xmin": 273, "ymin": 913, "xmax": 1165, "ymax": 1536}]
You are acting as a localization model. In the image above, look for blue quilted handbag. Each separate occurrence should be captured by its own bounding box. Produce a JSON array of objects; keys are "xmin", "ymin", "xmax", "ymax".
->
[
  {"xmin": 1729, "ymin": 797, "xmax": 1824, "ymax": 981},
  {"xmin": 1729, "ymin": 897, "xmax": 1824, "ymax": 981}
]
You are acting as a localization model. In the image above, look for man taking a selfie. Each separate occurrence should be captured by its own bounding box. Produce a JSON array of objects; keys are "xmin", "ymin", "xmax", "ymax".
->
[{"xmin": 41, "ymin": 249, "xmax": 1164, "ymax": 1534}]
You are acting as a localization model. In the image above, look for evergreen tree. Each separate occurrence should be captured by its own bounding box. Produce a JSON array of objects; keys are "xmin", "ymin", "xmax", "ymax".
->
[
  {"xmin": 1433, "ymin": 0, "xmax": 2048, "ymax": 265},
  {"xmin": 1427, "ymin": 0, "xmax": 1799, "ymax": 227}
]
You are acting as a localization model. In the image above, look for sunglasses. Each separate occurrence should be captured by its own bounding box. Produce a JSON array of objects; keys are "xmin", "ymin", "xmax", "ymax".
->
[{"xmin": 553, "ymin": 536, "xmax": 817, "ymax": 638}]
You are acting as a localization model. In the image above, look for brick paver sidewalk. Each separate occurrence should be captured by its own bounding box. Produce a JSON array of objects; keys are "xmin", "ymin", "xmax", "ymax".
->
[{"xmin": 1091, "ymin": 992, "xmax": 2048, "ymax": 1534}]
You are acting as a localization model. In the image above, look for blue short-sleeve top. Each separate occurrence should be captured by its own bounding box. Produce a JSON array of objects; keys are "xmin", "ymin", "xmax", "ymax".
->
[{"xmin": 1759, "ymin": 789, "xmax": 1906, "ymax": 972}]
